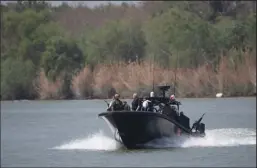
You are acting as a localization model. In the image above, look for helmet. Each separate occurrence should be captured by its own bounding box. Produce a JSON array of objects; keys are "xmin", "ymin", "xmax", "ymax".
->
[
  {"xmin": 114, "ymin": 94, "xmax": 120, "ymax": 99},
  {"xmin": 150, "ymin": 91, "xmax": 155, "ymax": 97},
  {"xmin": 133, "ymin": 93, "xmax": 137, "ymax": 99},
  {"xmin": 170, "ymin": 94, "xmax": 175, "ymax": 100}
]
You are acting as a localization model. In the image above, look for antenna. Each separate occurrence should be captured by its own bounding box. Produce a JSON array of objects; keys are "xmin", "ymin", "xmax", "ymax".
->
[
  {"xmin": 152, "ymin": 53, "xmax": 155, "ymax": 92},
  {"xmin": 173, "ymin": 50, "xmax": 179, "ymax": 96},
  {"xmin": 159, "ymin": 48, "xmax": 178, "ymax": 96}
]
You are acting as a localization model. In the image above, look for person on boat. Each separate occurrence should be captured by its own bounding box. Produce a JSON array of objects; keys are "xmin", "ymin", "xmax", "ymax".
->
[
  {"xmin": 131, "ymin": 93, "xmax": 141, "ymax": 111},
  {"xmin": 107, "ymin": 94, "xmax": 124, "ymax": 111},
  {"xmin": 170, "ymin": 94, "xmax": 175, "ymax": 100},
  {"xmin": 123, "ymin": 101, "xmax": 131, "ymax": 111},
  {"xmin": 169, "ymin": 94, "xmax": 181, "ymax": 116},
  {"xmin": 142, "ymin": 97, "xmax": 149, "ymax": 111},
  {"xmin": 169, "ymin": 94, "xmax": 181, "ymax": 105},
  {"xmin": 142, "ymin": 96, "xmax": 153, "ymax": 111}
]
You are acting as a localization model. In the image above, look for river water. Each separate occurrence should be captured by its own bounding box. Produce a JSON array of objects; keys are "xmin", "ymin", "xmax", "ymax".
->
[{"xmin": 1, "ymin": 97, "xmax": 256, "ymax": 167}]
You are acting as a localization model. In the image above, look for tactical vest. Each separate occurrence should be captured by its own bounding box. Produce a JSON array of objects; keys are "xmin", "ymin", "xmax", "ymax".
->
[{"xmin": 113, "ymin": 100, "xmax": 124, "ymax": 111}]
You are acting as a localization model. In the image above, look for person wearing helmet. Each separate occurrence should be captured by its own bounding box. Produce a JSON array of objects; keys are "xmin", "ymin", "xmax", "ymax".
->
[{"xmin": 107, "ymin": 93, "xmax": 124, "ymax": 111}]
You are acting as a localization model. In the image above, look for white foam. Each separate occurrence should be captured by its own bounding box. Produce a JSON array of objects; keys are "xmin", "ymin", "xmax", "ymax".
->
[
  {"xmin": 53, "ymin": 130, "xmax": 121, "ymax": 151},
  {"xmin": 145, "ymin": 128, "xmax": 256, "ymax": 148},
  {"xmin": 52, "ymin": 128, "xmax": 256, "ymax": 151}
]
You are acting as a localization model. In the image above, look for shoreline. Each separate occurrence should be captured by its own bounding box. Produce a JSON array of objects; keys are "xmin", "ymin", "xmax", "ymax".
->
[
  {"xmin": 2, "ymin": 55, "xmax": 256, "ymax": 102},
  {"xmin": 1, "ymin": 94, "xmax": 256, "ymax": 102}
]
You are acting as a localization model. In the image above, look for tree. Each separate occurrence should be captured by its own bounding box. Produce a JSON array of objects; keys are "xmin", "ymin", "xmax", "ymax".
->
[
  {"xmin": 41, "ymin": 36, "xmax": 84, "ymax": 81},
  {"xmin": 1, "ymin": 58, "xmax": 37, "ymax": 100},
  {"xmin": 84, "ymin": 20, "xmax": 146, "ymax": 65}
]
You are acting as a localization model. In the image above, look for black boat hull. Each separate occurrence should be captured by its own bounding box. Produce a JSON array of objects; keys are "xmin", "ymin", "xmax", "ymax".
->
[{"xmin": 98, "ymin": 111, "xmax": 195, "ymax": 149}]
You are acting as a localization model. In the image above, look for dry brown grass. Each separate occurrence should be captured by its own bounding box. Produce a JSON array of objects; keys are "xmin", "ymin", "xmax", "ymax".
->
[
  {"xmin": 33, "ymin": 71, "xmax": 63, "ymax": 100},
  {"xmin": 215, "ymin": 50, "xmax": 256, "ymax": 97},
  {"xmin": 35, "ymin": 51, "xmax": 256, "ymax": 99},
  {"xmin": 71, "ymin": 67, "xmax": 94, "ymax": 99}
]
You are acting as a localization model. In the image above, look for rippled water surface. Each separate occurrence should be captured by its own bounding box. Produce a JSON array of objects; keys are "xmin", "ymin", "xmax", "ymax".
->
[{"xmin": 1, "ymin": 97, "xmax": 256, "ymax": 167}]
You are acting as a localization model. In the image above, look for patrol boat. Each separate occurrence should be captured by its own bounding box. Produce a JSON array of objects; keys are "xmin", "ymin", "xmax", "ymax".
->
[{"xmin": 98, "ymin": 85, "xmax": 206, "ymax": 149}]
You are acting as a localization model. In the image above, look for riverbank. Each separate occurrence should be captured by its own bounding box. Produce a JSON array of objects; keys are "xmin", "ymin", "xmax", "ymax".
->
[
  {"xmin": 1, "ymin": 2, "xmax": 256, "ymax": 102},
  {"xmin": 1, "ymin": 52, "xmax": 255, "ymax": 101},
  {"xmin": 33, "ymin": 53, "xmax": 255, "ymax": 100},
  {"xmin": 1, "ymin": 95, "xmax": 256, "ymax": 101}
]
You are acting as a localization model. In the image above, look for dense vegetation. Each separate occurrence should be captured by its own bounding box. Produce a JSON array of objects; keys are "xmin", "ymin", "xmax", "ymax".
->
[{"xmin": 1, "ymin": 1, "xmax": 256, "ymax": 100}]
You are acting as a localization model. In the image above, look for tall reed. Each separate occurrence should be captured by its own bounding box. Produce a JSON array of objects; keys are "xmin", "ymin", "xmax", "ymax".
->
[{"xmin": 35, "ymin": 51, "xmax": 256, "ymax": 99}]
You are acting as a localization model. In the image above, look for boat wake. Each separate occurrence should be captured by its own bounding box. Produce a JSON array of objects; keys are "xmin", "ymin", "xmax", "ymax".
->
[
  {"xmin": 52, "ymin": 128, "xmax": 256, "ymax": 151},
  {"xmin": 52, "ymin": 130, "xmax": 121, "ymax": 151},
  {"xmin": 145, "ymin": 128, "xmax": 256, "ymax": 148}
]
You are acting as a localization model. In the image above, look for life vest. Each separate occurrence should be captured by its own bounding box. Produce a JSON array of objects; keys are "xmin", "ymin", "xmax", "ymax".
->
[{"xmin": 113, "ymin": 99, "xmax": 124, "ymax": 111}]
